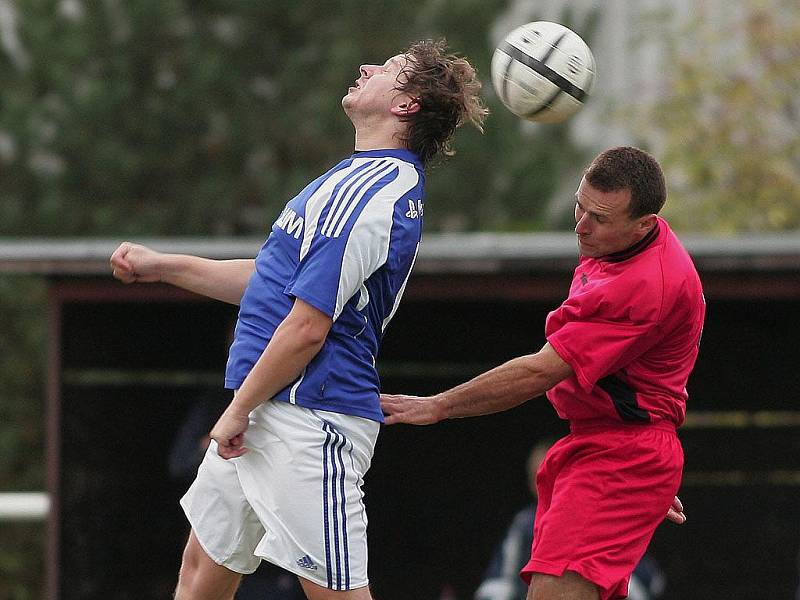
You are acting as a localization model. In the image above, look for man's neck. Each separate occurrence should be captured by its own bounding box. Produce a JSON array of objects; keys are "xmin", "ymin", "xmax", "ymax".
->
[
  {"xmin": 352, "ymin": 124, "xmax": 405, "ymax": 152},
  {"xmin": 602, "ymin": 221, "xmax": 661, "ymax": 263}
]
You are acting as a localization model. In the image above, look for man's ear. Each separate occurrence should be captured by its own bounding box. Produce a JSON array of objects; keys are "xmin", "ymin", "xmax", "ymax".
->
[
  {"xmin": 390, "ymin": 98, "xmax": 421, "ymax": 117},
  {"xmin": 638, "ymin": 214, "xmax": 658, "ymax": 231}
]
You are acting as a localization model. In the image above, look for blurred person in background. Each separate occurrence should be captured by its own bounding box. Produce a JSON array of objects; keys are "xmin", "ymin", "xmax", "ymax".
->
[
  {"xmin": 474, "ymin": 440, "xmax": 553, "ymax": 600},
  {"xmin": 111, "ymin": 39, "xmax": 487, "ymax": 600},
  {"xmin": 474, "ymin": 440, "xmax": 665, "ymax": 600}
]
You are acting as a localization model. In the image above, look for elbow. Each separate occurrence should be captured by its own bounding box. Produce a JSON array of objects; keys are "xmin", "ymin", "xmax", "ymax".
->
[
  {"xmin": 518, "ymin": 354, "xmax": 566, "ymax": 399},
  {"xmin": 294, "ymin": 316, "xmax": 332, "ymax": 349},
  {"xmin": 538, "ymin": 369, "xmax": 565, "ymax": 393},
  {"xmin": 283, "ymin": 299, "xmax": 333, "ymax": 350}
]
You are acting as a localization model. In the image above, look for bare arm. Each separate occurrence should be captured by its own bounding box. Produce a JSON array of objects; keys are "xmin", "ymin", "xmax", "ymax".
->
[
  {"xmin": 210, "ymin": 298, "xmax": 333, "ymax": 458},
  {"xmin": 382, "ymin": 348, "xmax": 689, "ymax": 526},
  {"xmin": 382, "ymin": 344, "xmax": 689, "ymax": 526},
  {"xmin": 110, "ymin": 242, "xmax": 254, "ymax": 305},
  {"xmin": 381, "ymin": 342, "xmax": 573, "ymax": 425}
]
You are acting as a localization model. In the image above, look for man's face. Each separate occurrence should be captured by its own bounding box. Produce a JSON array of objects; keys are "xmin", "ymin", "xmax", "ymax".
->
[
  {"xmin": 342, "ymin": 54, "xmax": 413, "ymax": 118},
  {"xmin": 574, "ymin": 177, "xmax": 650, "ymax": 258}
]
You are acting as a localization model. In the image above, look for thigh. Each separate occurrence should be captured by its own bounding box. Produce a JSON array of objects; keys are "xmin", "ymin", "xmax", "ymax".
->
[
  {"xmin": 175, "ymin": 530, "xmax": 243, "ymax": 600},
  {"xmin": 528, "ymin": 571, "xmax": 599, "ymax": 600},
  {"xmin": 180, "ymin": 441, "xmax": 265, "ymax": 574},
  {"xmin": 524, "ymin": 428, "xmax": 682, "ymax": 597},
  {"xmin": 236, "ymin": 402, "xmax": 379, "ymax": 592}
]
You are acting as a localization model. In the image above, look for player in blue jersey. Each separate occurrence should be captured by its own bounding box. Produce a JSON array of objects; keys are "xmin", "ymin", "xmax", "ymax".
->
[{"xmin": 110, "ymin": 39, "xmax": 487, "ymax": 600}]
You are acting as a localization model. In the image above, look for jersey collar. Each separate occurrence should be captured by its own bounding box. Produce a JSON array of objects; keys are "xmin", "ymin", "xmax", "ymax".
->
[
  {"xmin": 602, "ymin": 220, "xmax": 662, "ymax": 263},
  {"xmin": 351, "ymin": 148, "xmax": 423, "ymax": 168}
]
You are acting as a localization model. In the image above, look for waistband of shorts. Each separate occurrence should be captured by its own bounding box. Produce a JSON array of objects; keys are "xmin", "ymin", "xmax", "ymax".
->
[{"xmin": 568, "ymin": 418, "xmax": 676, "ymax": 435}]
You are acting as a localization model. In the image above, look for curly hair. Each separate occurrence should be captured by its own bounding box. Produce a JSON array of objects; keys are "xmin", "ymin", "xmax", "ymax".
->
[
  {"xmin": 584, "ymin": 146, "xmax": 667, "ymax": 217},
  {"xmin": 395, "ymin": 39, "xmax": 488, "ymax": 166}
]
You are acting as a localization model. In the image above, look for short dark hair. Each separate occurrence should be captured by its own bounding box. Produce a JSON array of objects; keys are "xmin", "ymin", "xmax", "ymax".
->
[
  {"xmin": 395, "ymin": 39, "xmax": 488, "ymax": 166},
  {"xmin": 584, "ymin": 147, "xmax": 667, "ymax": 217}
]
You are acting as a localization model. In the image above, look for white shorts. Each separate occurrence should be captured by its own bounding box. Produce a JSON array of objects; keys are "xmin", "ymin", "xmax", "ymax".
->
[{"xmin": 180, "ymin": 399, "xmax": 380, "ymax": 590}]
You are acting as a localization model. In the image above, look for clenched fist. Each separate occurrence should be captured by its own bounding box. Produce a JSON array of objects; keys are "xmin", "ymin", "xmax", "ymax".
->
[{"xmin": 109, "ymin": 242, "xmax": 163, "ymax": 284}]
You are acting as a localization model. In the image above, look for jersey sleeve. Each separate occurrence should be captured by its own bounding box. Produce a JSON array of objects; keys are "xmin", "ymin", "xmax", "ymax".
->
[
  {"xmin": 547, "ymin": 283, "xmax": 663, "ymax": 392},
  {"xmin": 285, "ymin": 161, "xmax": 420, "ymax": 321}
]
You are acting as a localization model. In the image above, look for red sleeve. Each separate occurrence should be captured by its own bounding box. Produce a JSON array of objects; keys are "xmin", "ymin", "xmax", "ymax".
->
[{"xmin": 546, "ymin": 281, "xmax": 663, "ymax": 392}]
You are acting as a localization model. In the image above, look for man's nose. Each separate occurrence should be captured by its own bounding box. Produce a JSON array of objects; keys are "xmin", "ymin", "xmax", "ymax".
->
[
  {"xmin": 575, "ymin": 214, "xmax": 590, "ymax": 235},
  {"xmin": 360, "ymin": 65, "xmax": 375, "ymax": 78}
]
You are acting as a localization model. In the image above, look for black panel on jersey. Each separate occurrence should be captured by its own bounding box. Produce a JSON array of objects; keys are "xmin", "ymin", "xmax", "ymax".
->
[{"xmin": 598, "ymin": 373, "xmax": 652, "ymax": 423}]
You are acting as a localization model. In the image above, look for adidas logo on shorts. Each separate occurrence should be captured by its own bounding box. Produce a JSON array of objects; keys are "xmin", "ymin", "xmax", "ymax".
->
[{"xmin": 297, "ymin": 554, "xmax": 318, "ymax": 570}]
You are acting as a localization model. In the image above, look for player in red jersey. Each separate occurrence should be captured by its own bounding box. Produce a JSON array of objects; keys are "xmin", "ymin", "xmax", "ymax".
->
[{"xmin": 381, "ymin": 147, "xmax": 704, "ymax": 600}]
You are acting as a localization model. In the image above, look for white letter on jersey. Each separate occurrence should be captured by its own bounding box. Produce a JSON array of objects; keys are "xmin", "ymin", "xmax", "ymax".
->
[{"xmin": 277, "ymin": 207, "xmax": 305, "ymax": 239}]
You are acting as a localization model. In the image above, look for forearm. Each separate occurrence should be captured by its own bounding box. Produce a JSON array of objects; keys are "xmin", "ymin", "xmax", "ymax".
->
[
  {"xmin": 381, "ymin": 343, "xmax": 572, "ymax": 426},
  {"xmin": 160, "ymin": 255, "xmax": 254, "ymax": 305},
  {"xmin": 227, "ymin": 317, "xmax": 326, "ymax": 416},
  {"xmin": 433, "ymin": 355, "xmax": 552, "ymax": 420}
]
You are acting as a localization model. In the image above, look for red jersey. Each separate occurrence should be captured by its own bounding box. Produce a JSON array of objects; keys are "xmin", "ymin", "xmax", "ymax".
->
[{"xmin": 545, "ymin": 217, "xmax": 705, "ymax": 427}]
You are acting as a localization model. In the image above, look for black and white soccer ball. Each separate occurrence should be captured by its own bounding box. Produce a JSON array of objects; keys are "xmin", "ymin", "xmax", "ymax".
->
[{"xmin": 491, "ymin": 21, "xmax": 596, "ymax": 123}]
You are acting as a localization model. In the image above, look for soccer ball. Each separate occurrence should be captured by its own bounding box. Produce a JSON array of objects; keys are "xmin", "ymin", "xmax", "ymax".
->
[{"xmin": 491, "ymin": 21, "xmax": 595, "ymax": 123}]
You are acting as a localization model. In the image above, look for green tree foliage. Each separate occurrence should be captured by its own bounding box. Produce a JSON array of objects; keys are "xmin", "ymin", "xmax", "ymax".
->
[
  {"xmin": 633, "ymin": 0, "xmax": 800, "ymax": 232},
  {"xmin": 0, "ymin": 523, "xmax": 43, "ymax": 600},
  {"xmin": 0, "ymin": 276, "xmax": 45, "ymax": 600},
  {"xmin": 0, "ymin": 0, "xmax": 591, "ymax": 236},
  {"xmin": 0, "ymin": 277, "xmax": 44, "ymax": 489}
]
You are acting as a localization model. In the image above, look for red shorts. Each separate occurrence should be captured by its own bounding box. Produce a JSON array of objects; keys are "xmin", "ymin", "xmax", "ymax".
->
[{"xmin": 520, "ymin": 420, "xmax": 683, "ymax": 600}]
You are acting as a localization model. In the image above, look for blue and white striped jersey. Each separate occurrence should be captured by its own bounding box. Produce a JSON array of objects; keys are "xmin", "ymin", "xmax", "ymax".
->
[{"xmin": 225, "ymin": 148, "xmax": 425, "ymax": 422}]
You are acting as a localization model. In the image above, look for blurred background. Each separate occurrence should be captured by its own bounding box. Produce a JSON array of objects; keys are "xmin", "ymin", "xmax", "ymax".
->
[{"xmin": 1, "ymin": 0, "xmax": 799, "ymax": 598}]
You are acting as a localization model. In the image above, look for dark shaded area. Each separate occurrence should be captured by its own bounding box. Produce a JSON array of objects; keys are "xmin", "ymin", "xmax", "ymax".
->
[{"xmin": 55, "ymin": 294, "xmax": 800, "ymax": 599}]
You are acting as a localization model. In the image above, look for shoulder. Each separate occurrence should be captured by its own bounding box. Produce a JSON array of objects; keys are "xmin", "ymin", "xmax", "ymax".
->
[
  {"xmin": 359, "ymin": 159, "xmax": 424, "ymax": 232},
  {"xmin": 571, "ymin": 257, "xmax": 665, "ymax": 324},
  {"xmin": 603, "ymin": 222, "xmax": 693, "ymax": 312},
  {"xmin": 651, "ymin": 221, "xmax": 703, "ymax": 300},
  {"xmin": 339, "ymin": 158, "xmax": 423, "ymax": 213},
  {"xmin": 384, "ymin": 158, "xmax": 424, "ymax": 195},
  {"xmin": 658, "ymin": 224, "xmax": 700, "ymax": 282}
]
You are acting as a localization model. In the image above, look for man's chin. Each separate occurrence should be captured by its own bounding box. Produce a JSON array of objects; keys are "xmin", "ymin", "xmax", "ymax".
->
[{"xmin": 577, "ymin": 240, "xmax": 592, "ymax": 255}]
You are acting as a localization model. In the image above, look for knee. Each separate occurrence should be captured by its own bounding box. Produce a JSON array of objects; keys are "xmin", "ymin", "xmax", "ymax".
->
[
  {"xmin": 174, "ymin": 532, "xmax": 241, "ymax": 600},
  {"xmin": 298, "ymin": 578, "xmax": 374, "ymax": 600},
  {"xmin": 174, "ymin": 534, "xmax": 210, "ymax": 598},
  {"xmin": 175, "ymin": 544, "xmax": 202, "ymax": 599}
]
